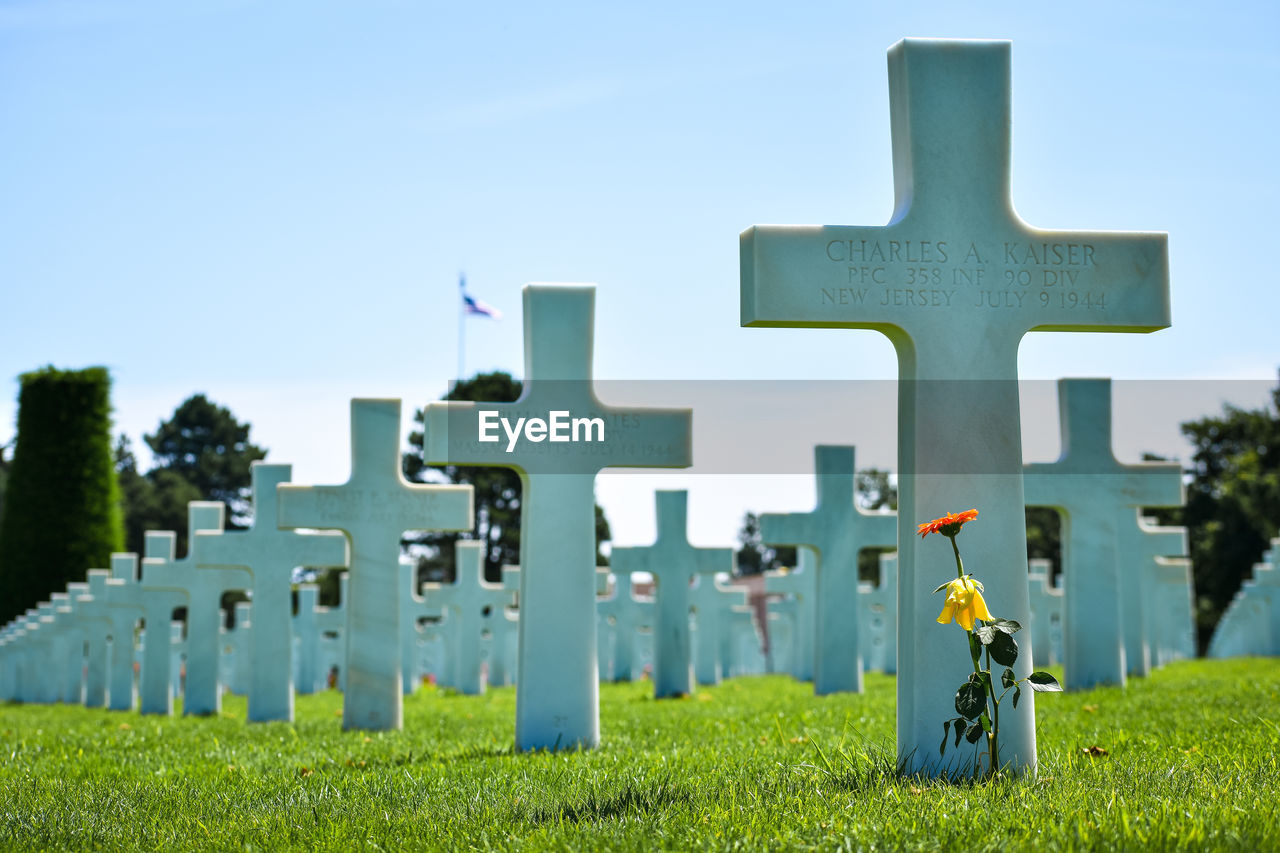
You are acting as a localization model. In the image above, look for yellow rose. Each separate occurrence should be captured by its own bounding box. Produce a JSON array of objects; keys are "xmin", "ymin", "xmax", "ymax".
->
[{"xmin": 937, "ymin": 576, "xmax": 994, "ymax": 632}]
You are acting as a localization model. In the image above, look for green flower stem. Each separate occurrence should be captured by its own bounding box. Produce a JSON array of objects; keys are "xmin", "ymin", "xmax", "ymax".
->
[
  {"xmin": 986, "ymin": 644, "xmax": 1000, "ymax": 778},
  {"xmin": 949, "ymin": 535, "xmax": 965, "ymax": 580}
]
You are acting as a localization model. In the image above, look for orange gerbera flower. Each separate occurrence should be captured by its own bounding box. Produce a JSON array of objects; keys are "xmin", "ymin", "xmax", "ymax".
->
[{"xmin": 917, "ymin": 509, "xmax": 979, "ymax": 538}]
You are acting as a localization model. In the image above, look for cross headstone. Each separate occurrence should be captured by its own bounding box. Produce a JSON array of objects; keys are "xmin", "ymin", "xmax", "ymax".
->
[
  {"xmin": 1120, "ymin": 515, "xmax": 1188, "ymax": 676},
  {"xmin": 292, "ymin": 584, "xmax": 323, "ymax": 694},
  {"xmin": 1249, "ymin": 560, "xmax": 1280, "ymax": 655},
  {"xmin": 169, "ymin": 621, "xmax": 187, "ymax": 699},
  {"xmin": 425, "ymin": 542, "xmax": 513, "ymax": 695},
  {"xmin": 1026, "ymin": 559, "xmax": 1063, "ymax": 668},
  {"xmin": 1024, "ymin": 379, "xmax": 1183, "ymax": 689},
  {"xmin": 485, "ymin": 565, "xmax": 523, "ymax": 687},
  {"xmin": 137, "ymin": 534, "xmax": 192, "ymax": 716},
  {"xmin": 226, "ymin": 603, "xmax": 252, "ymax": 696},
  {"xmin": 313, "ymin": 572, "xmax": 349, "ymax": 690},
  {"xmin": 425, "ymin": 284, "xmax": 692, "ymax": 749},
  {"xmin": 859, "ymin": 552, "xmax": 898, "ymax": 674},
  {"xmin": 612, "ymin": 491, "xmax": 733, "ymax": 699},
  {"xmin": 58, "ymin": 583, "xmax": 92, "ymax": 703},
  {"xmin": 142, "ymin": 502, "xmax": 250, "ymax": 715},
  {"xmin": 81, "ymin": 569, "xmax": 114, "ymax": 707},
  {"xmin": 761, "ymin": 446, "xmax": 897, "ymax": 694},
  {"xmin": 740, "ymin": 38, "xmax": 1170, "ymax": 775},
  {"xmin": 1151, "ymin": 556, "xmax": 1195, "ymax": 664},
  {"xmin": 595, "ymin": 566, "xmax": 652, "ymax": 683},
  {"xmin": 766, "ymin": 597, "xmax": 798, "ymax": 676},
  {"xmin": 103, "ymin": 553, "xmax": 146, "ymax": 711},
  {"xmin": 764, "ymin": 549, "xmax": 817, "ymax": 681},
  {"xmin": 727, "ymin": 606, "xmax": 761, "ymax": 676},
  {"xmin": 398, "ymin": 560, "xmax": 431, "ymax": 695},
  {"xmin": 689, "ymin": 572, "xmax": 749, "ymax": 686},
  {"xmin": 196, "ymin": 463, "xmax": 348, "ymax": 722},
  {"xmin": 278, "ymin": 399, "xmax": 474, "ymax": 730}
]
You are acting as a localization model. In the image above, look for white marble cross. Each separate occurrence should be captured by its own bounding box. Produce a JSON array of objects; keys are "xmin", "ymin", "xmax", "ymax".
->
[
  {"xmin": 278, "ymin": 399, "xmax": 474, "ymax": 731},
  {"xmin": 612, "ymin": 491, "xmax": 733, "ymax": 699},
  {"xmin": 860, "ymin": 552, "xmax": 898, "ymax": 674},
  {"xmin": 425, "ymin": 284, "xmax": 692, "ymax": 750},
  {"xmin": 313, "ymin": 572, "xmax": 348, "ymax": 690},
  {"xmin": 766, "ymin": 597, "xmax": 798, "ymax": 676},
  {"xmin": 196, "ymin": 463, "xmax": 348, "ymax": 722},
  {"xmin": 59, "ymin": 583, "xmax": 92, "ymax": 703},
  {"xmin": 595, "ymin": 566, "xmax": 649, "ymax": 682},
  {"xmin": 1024, "ymin": 379, "xmax": 1183, "ymax": 689},
  {"xmin": 689, "ymin": 572, "xmax": 749, "ymax": 686},
  {"xmin": 292, "ymin": 584, "xmax": 323, "ymax": 694},
  {"xmin": 740, "ymin": 39, "xmax": 1170, "ymax": 775},
  {"xmin": 426, "ymin": 542, "xmax": 512, "ymax": 695},
  {"xmin": 1151, "ymin": 556, "xmax": 1195, "ymax": 665},
  {"xmin": 762, "ymin": 446, "xmax": 896, "ymax": 694},
  {"xmin": 1026, "ymin": 559, "xmax": 1063, "ymax": 668},
  {"xmin": 137, "ymin": 534, "xmax": 191, "ymax": 716},
  {"xmin": 81, "ymin": 569, "xmax": 113, "ymax": 707},
  {"xmin": 1120, "ymin": 515, "xmax": 1188, "ymax": 677},
  {"xmin": 142, "ymin": 502, "xmax": 249, "ymax": 715},
  {"xmin": 103, "ymin": 553, "xmax": 146, "ymax": 711},
  {"xmin": 764, "ymin": 550, "xmax": 817, "ymax": 682}
]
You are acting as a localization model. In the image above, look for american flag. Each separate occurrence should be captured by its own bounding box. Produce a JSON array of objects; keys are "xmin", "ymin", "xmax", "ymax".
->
[{"xmin": 460, "ymin": 276, "xmax": 502, "ymax": 320}]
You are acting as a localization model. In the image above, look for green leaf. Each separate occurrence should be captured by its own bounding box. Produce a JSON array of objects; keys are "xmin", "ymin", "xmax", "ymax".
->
[
  {"xmin": 975, "ymin": 625, "xmax": 997, "ymax": 645},
  {"xmin": 964, "ymin": 721, "xmax": 985, "ymax": 744},
  {"xmin": 988, "ymin": 631, "xmax": 1019, "ymax": 667},
  {"xmin": 933, "ymin": 581, "xmax": 951, "ymax": 594},
  {"xmin": 989, "ymin": 618, "xmax": 1022, "ymax": 635},
  {"xmin": 940, "ymin": 720, "xmax": 951, "ymax": 756},
  {"xmin": 968, "ymin": 632, "xmax": 982, "ymax": 667},
  {"xmin": 953, "ymin": 717, "xmax": 965, "ymax": 748},
  {"xmin": 955, "ymin": 681, "xmax": 986, "ymax": 720},
  {"xmin": 1013, "ymin": 686, "xmax": 1022, "ymax": 709},
  {"xmin": 1001, "ymin": 667, "xmax": 1016, "ymax": 689},
  {"xmin": 1028, "ymin": 671, "xmax": 1063, "ymax": 692}
]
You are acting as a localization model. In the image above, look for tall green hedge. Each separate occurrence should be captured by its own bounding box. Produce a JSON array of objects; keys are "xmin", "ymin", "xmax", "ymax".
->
[{"xmin": 0, "ymin": 366, "xmax": 124, "ymax": 623}]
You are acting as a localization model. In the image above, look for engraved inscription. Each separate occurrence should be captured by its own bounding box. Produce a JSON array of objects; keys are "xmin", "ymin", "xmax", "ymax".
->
[{"xmin": 821, "ymin": 238, "xmax": 1110, "ymax": 312}]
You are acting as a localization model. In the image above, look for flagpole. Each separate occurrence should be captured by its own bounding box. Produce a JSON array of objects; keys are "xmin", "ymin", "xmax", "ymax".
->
[{"xmin": 457, "ymin": 273, "xmax": 466, "ymax": 385}]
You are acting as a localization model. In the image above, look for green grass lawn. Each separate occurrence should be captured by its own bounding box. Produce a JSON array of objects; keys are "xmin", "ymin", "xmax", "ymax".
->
[{"xmin": 1, "ymin": 658, "xmax": 1278, "ymax": 851}]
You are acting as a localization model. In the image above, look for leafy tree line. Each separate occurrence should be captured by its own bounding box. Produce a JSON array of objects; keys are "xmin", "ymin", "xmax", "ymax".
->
[
  {"xmin": 116, "ymin": 394, "xmax": 267, "ymax": 557},
  {"xmin": 1149, "ymin": 374, "xmax": 1280, "ymax": 649}
]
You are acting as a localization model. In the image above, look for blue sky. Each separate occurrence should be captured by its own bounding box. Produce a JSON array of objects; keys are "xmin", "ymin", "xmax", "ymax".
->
[{"xmin": 2, "ymin": 1, "xmax": 1277, "ymax": 546}]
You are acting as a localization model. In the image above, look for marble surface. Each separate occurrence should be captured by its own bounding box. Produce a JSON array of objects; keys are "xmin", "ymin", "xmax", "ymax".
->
[
  {"xmin": 425, "ymin": 543, "xmax": 511, "ymax": 695},
  {"xmin": 612, "ymin": 491, "xmax": 733, "ymax": 699},
  {"xmin": 278, "ymin": 399, "xmax": 473, "ymax": 731},
  {"xmin": 761, "ymin": 446, "xmax": 896, "ymax": 694},
  {"xmin": 1024, "ymin": 379, "xmax": 1183, "ymax": 689},
  {"xmin": 425, "ymin": 284, "xmax": 692, "ymax": 750},
  {"xmin": 688, "ymin": 572, "xmax": 748, "ymax": 686},
  {"xmin": 141, "ymin": 502, "xmax": 247, "ymax": 715},
  {"xmin": 197, "ymin": 463, "xmax": 347, "ymax": 722},
  {"xmin": 104, "ymin": 553, "xmax": 146, "ymax": 711},
  {"xmin": 740, "ymin": 39, "xmax": 1170, "ymax": 775}
]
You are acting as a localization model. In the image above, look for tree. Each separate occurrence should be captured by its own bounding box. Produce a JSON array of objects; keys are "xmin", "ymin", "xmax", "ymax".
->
[
  {"xmin": 1161, "ymin": 376, "xmax": 1280, "ymax": 648},
  {"xmin": 0, "ymin": 366, "xmax": 124, "ymax": 623},
  {"xmin": 144, "ymin": 394, "xmax": 266, "ymax": 526},
  {"xmin": 404, "ymin": 371, "xmax": 612, "ymax": 584},
  {"xmin": 116, "ymin": 435, "xmax": 201, "ymax": 556},
  {"xmin": 734, "ymin": 511, "xmax": 795, "ymax": 576}
]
